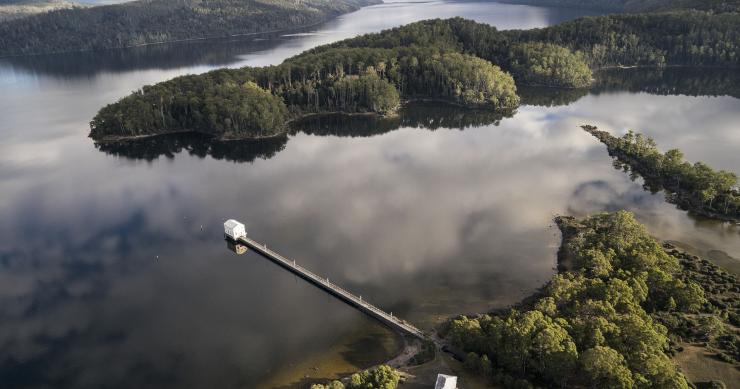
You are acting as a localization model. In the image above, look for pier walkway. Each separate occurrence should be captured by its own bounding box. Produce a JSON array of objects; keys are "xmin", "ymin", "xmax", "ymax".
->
[{"xmin": 236, "ymin": 235, "xmax": 427, "ymax": 340}]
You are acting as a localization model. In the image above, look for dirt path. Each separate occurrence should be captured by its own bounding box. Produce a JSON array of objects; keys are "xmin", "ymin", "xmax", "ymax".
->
[{"xmin": 674, "ymin": 344, "xmax": 740, "ymax": 388}]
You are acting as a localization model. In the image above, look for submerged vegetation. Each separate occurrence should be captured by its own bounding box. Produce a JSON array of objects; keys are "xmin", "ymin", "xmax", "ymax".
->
[
  {"xmin": 91, "ymin": 11, "xmax": 739, "ymax": 141},
  {"xmin": 583, "ymin": 125, "xmax": 740, "ymax": 222},
  {"xmin": 443, "ymin": 212, "xmax": 739, "ymax": 388}
]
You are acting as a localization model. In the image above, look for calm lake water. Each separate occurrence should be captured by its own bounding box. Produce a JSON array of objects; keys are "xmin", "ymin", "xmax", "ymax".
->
[{"xmin": 0, "ymin": 1, "xmax": 738, "ymax": 388}]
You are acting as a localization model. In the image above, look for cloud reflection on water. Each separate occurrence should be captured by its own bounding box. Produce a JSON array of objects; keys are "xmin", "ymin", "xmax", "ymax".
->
[{"xmin": 1, "ymin": 5, "xmax": 739, "ymax": 389}]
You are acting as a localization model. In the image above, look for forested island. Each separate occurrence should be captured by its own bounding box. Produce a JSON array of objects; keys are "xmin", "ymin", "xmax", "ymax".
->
[
  {"xmin": 0, "ymin": 0, "xmax": 380, "ymax": 56},
  {"xmin": 90, "ymin": 11, "xmax": 740, "ymax": 141},
  {"xmin": 443, "ymin": 211, "xmax": 739, "ymax": 388},
  {"xmin": 582, "ymin": 125, "xmax": 740, "ymax": 223},
  {"xmin": 89, "ymin": 46, "xmax": 520, "ymax": 140}
]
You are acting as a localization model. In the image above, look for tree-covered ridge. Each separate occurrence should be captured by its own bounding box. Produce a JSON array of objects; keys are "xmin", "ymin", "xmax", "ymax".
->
[
  {"xmin": 323, "ymin": 14, "xmax": 739, "ymax": 72},
  {"xmin": 305, "ymin": 18, "xmax": 595, "ymax": 88},
  {"xmin": 508, "ymin": 12, "xmax": 740, "ymax": 68},
  {"xmin": 442, "ymin": 211, "xmax": 737, "ymax": 388},
  {"xmin": 89, "ymin": 46, "xmax": 519, "ymax": 140},
  {"xmin": 582, "ymin": 125, "xmax": 740, "ymax": 222},
  {"xmin": 0, "ymin": 0, "xmax": 381, "ymax": 56}
]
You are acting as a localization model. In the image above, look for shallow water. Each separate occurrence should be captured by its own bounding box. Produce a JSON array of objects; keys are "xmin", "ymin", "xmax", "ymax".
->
[{"xmin": 1, "ymin": 2, "xmax": 738, "ymax": 388}]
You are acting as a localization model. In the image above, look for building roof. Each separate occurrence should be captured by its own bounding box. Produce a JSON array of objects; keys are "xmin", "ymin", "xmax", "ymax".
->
[
  {"xmin": 434, "ymin": 374, "xmax": 457, "ymax": 389},
  {"xmin": 224, "ymin": 219, "xmax": 243, "ymax": 229}
]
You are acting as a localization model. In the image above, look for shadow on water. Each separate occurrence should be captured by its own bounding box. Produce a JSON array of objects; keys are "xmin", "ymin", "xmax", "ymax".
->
[
  {"xmin": 93, "ymin": 66, "xmax": 740, "ymax": 162},
  {"xmin": 520, "ymin": 67, "xmax": 740, "ymax": 107},
  {"xmin": 94, "ymin": 132, "xmax": 289, "ymax": 163},
  {"xmin": 518, "ymin": 86, "xmax": 589, "ymax": 107},
  {"xmin": 592, "ymin": 67, "xmax": 740, "ymax": 98},
  {"xmin": 225, "ymin": 240, "xmax": 249, "ymax": 255},
  {"xmin": 93, "ymin": 102, "xmax": 514, "ymax": 161},
  {"xmin": 0, "ymin": 32, "xmax": 299, "ymax": 78},
  {"xmin": 291, "ymin": 102, "xmax": 514, "ymax": 137},
  {"xmin": 92, "ymin": 67, "xmax": 740, "ymax": 163}
]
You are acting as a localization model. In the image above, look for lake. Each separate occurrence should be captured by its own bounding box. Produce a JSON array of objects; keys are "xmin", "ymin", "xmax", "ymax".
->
[{"xmin": 0, "ymin": 1, "xmax": 738, "ymax": 388}]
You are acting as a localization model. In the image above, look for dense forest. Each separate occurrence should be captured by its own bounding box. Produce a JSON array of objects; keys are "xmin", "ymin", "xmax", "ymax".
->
[
  {"xmin": 583, "ymin": 125, "xmax": 740, "ymax": 222},
  {"xmin": 326, "ymin": 14, "xmax": 740, "ymax": 72},
  {"xmin": 443, "ymin": 211, "xmax": 739, "ymax": 388},
  {"xmin": 89, "ymin": 46, "xmax": 520, "ymax": 140},
  {"xmin": 0, "ymin": 0, "xmax": 380, "ymax": 56},
  {"xmin": 91, "ymin": 11, "xmax": 740, "ymax": 140}
]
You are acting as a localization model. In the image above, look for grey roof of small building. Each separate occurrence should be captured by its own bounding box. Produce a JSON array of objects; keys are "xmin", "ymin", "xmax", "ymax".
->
[
  {"xmin": 224, "ymin": 219, "xmax": 242, "ymax": 228},
  {"xmin": 434, "ymin": 374, "xmax": 457, "ymax": 389}
]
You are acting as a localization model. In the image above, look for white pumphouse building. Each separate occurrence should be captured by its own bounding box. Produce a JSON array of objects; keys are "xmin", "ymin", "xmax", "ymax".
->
[{"xmin": 224, "ymin": 219, "xmax": 246, "ymax": 240}]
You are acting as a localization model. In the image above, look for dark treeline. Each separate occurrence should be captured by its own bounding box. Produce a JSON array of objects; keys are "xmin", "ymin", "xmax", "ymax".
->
[
  {"xmin": 0, "ymin": 0, "xmax": 380, "ymax": 57},
  {"xmin": 518, "ymin": 85, "xmax": 589, "ymax": 106},
  {"xmin": 443, "ymin": 211, "xmax": 739, "ymax": 388},
  {"xmin": 583, "ymin": 125, "xmax": 740, "ymax": 222}
]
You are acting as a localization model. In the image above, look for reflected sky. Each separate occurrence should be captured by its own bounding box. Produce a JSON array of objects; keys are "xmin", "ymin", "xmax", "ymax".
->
[{"xmin": 0, "ymin": 1, "xmax": 738, "ymax": 388}]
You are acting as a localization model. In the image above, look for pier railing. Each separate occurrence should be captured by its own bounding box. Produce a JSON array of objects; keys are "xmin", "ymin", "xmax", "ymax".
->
[{"xmin": 237, "ymin": 235, "xmax": 427, "ymax": 339}]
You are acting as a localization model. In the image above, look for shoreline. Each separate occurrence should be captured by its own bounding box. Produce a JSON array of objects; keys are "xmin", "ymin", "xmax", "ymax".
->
[
  {"xmin": 89, "ymin": 99, "xmax": 514, "ymax": 143},
  {"xmin": 581, "ymin": 125, "xmax": 740, "ymax": 224},
  {"xmin": 438, "ymin": 213, "xmax": 739, "ymax": 387},
  {"xmin": 0, "ymin": 5, "xmax": 374, "ymax": 59}
]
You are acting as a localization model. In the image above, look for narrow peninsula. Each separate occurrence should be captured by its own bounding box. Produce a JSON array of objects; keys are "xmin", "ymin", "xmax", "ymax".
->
[{"xmin": 583, "ymin": 125, "xmax": 740, "ymax": 223}]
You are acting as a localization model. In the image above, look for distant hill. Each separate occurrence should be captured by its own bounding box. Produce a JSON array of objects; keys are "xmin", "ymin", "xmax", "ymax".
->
[
  {"xmin": 499, "ymin": 0, "xmax": 740, "ymax": 13},
  {"xmin": 0, "ymin": 0, "xmax": 381, "ymax": 56},
  {"xmin": 0, "ymin": 0, "xmax": 78, "ymax": 22},
  {"xmin": 0, "ymin": 0, "xmax": 58, "ymax": 4}
]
